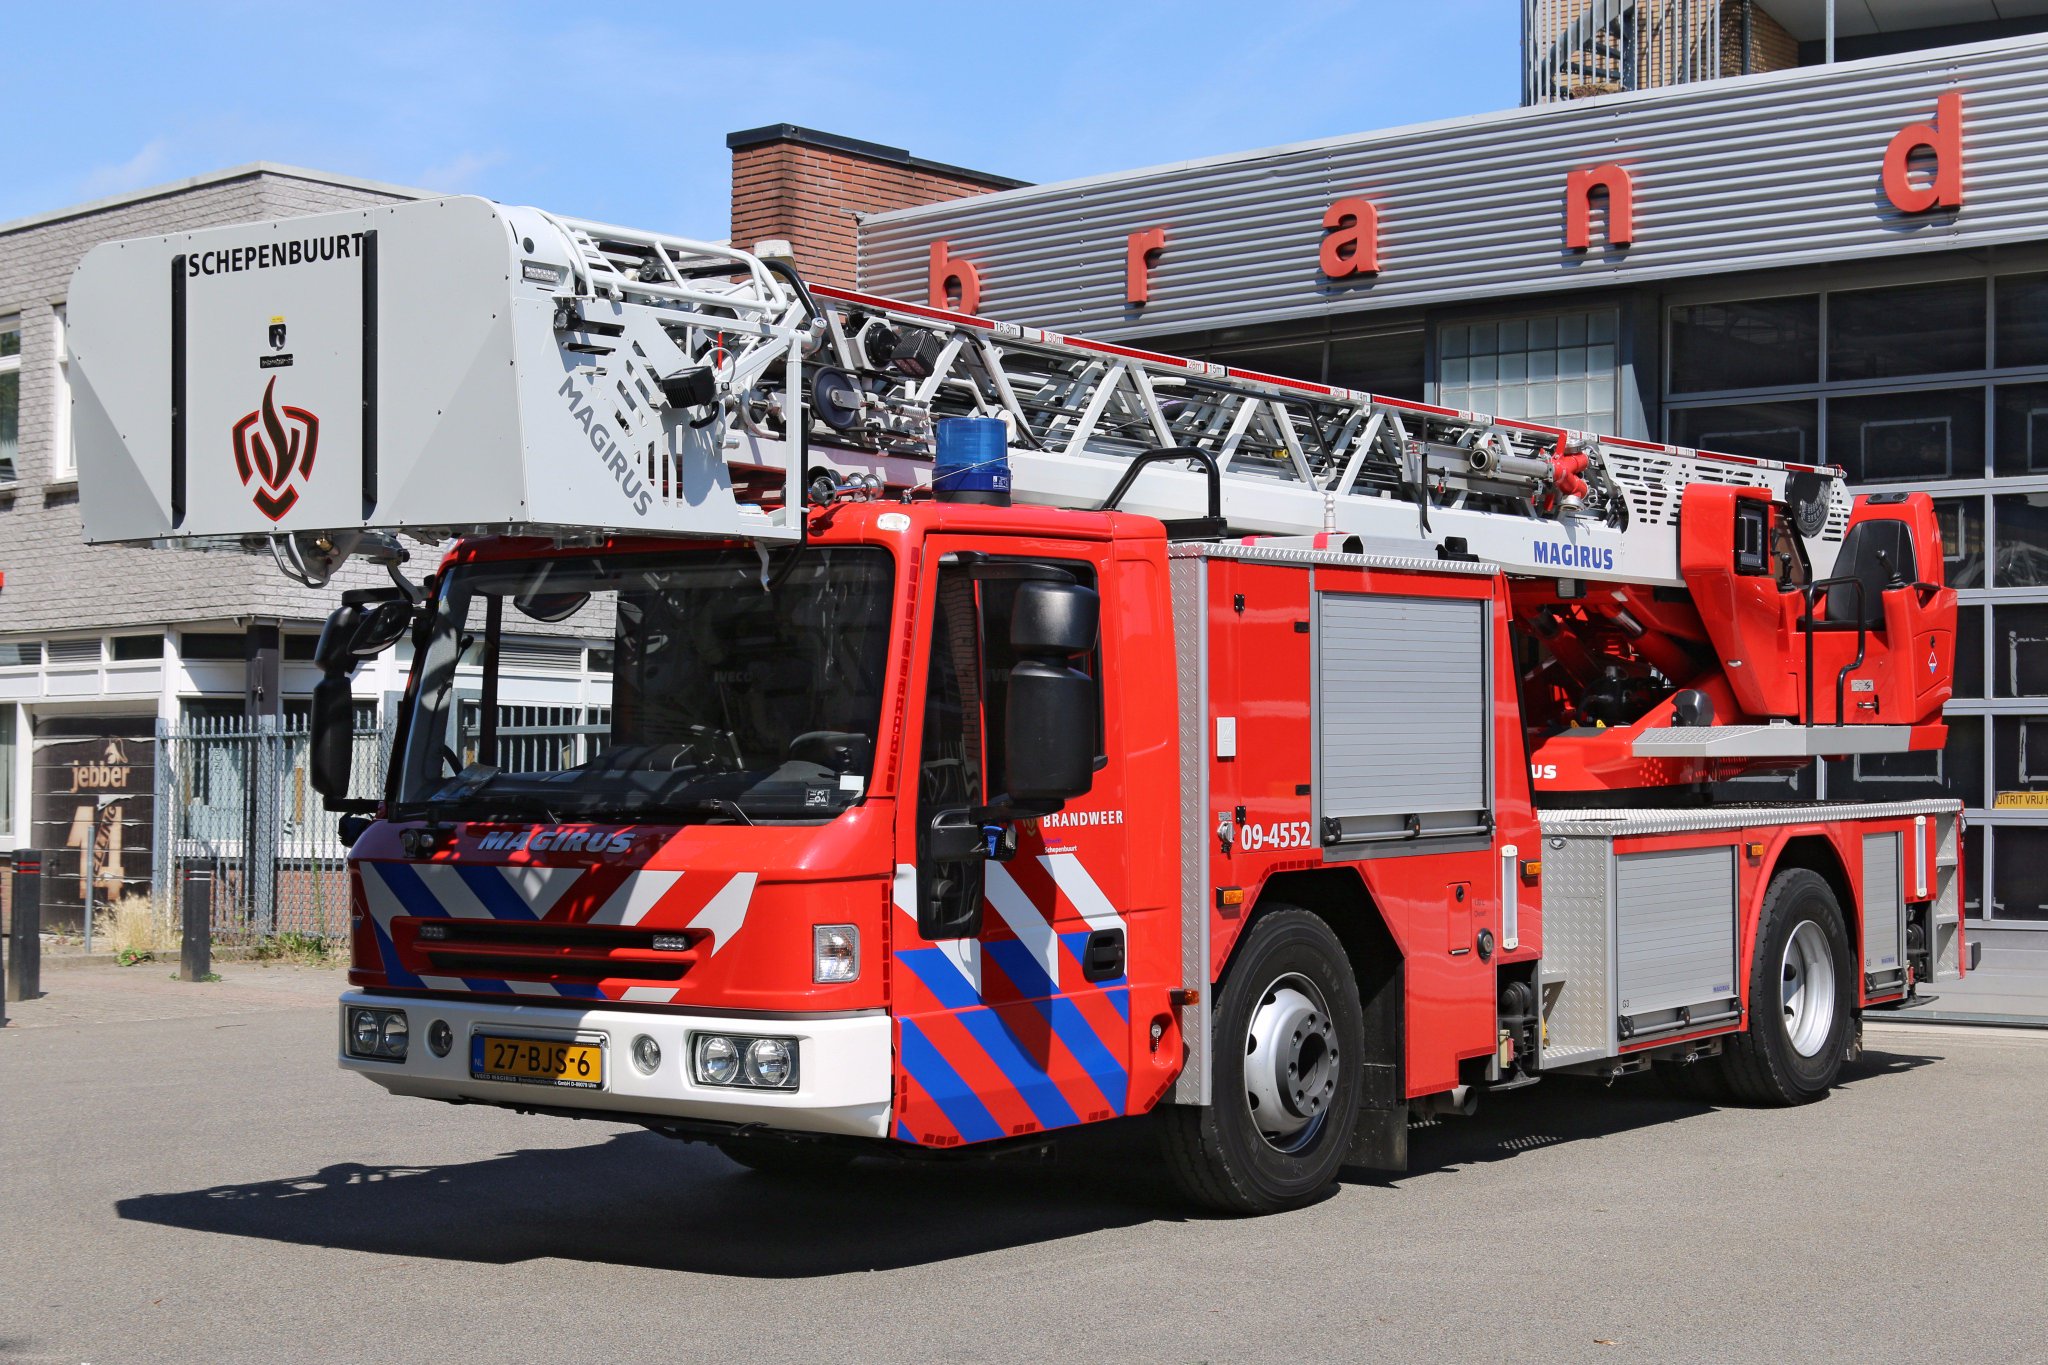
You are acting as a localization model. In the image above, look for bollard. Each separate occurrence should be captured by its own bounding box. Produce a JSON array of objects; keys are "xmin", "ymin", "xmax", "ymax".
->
[
  {"xmin": 181, "ymin": 864, "xmax": 213, "ymax": 983},
  {"xmin": 7, "ymin": 850, "xmax": 43, "ymax": 1004}
]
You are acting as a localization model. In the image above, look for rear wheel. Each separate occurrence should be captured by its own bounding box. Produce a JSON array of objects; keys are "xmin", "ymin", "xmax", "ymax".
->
[
  {"xmin": 1159, "ymin": 907, "xmax": 1365, "ymax": 1215},
  {"xmin": 1720, "ymin": 868, "xmax": 1855, "ymax": 1106}
]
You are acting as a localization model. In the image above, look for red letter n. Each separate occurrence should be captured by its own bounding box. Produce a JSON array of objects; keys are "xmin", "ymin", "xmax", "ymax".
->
[
  {"xmin": 928, "ymin": 241, "xmax": 981, "ymax": 314},
  {"xmin": 1883, "ymin": 90, "xmax": 1964, "ymax": 214},
  {"xmin": 1565, "ymin": 163, "xmax": 1634, "ymax": 251}
]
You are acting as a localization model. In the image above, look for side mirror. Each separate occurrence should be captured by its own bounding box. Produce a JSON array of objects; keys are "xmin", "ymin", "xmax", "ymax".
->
[
  {"xmin": 1003, "ymin": 582, "xmax": 1101, "ymax": 806},
  {"xmin": 314, "ymin": 595, "xmax": 411, "ymax": 672},
  {"xmin": 308, "ymin": 674, "xmax": 355, "ymax": 803}
]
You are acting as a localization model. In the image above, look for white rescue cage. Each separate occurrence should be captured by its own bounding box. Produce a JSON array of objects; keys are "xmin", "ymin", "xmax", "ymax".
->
[{"xmin": 67, "ymin": 196, "xmax": 811, "ymax": 557}]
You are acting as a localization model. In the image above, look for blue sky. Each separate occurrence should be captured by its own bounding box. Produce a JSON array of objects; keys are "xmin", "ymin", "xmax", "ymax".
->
[{"xmin": 5, "ymin": 0, "xmax": 1518, "ymax": 234}]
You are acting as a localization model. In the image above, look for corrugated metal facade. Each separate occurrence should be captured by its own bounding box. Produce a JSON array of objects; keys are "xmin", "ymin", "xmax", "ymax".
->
[{"xmin": 858, "ymin": 37, "xmax": 2048, "ymax": 337}]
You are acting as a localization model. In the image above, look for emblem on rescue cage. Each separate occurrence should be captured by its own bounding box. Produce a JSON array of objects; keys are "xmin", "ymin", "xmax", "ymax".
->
[{"xmin": 232, "ymin": 375, "xmax": 320, "ymax": 521}]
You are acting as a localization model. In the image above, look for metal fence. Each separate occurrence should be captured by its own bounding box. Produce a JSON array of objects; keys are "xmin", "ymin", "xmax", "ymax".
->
[
  {"xmin": 1524, "ymin": 0, "xmax": 1723, "ymax": 105},
  {"xmin": 152, "ymin": 713, "xmax": 392, "ymax": 942}
]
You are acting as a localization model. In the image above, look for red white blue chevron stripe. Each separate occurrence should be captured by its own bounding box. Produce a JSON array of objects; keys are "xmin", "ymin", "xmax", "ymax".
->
[
  {"xmin": 356, "ymin": 857, "xmax": 754, "ymax": 1003},
  {"xmin": 890, "ymin": 856, "xmax": 1133, "ymax": 1146}
]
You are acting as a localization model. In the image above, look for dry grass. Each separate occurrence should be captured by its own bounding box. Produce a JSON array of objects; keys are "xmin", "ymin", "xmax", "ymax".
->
[{"xmin": 94, "ymin": 893, "xmax": 177, "ymax": 962}]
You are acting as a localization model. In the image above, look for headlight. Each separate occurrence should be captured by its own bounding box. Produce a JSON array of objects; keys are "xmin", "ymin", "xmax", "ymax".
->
[
  {"xmin": 350, "ymin": 1008, "xmax": 381, "ymax": 1054},
  {"xmin": 346, "ymin": 1007, "xmax": 408, "ymax": 1060},
  {"xmin": 814, "ymin": 924, "xmax": 859, "ymax": 983},
  {"xmin": 696, "ymin": 1034, "xmax": 741, "ymax": 1086},
  {"xmin": 746, "ymin": 1037, "xmax": 793, "ymax": 1088},
  {"xmin": 692, "ymin": 1032, "xmax": 797, "ymax": 1089}
]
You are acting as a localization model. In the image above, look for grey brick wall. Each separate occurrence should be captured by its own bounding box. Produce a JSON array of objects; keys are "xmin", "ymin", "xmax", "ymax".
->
[{"xmin": 0, "ymin": 170, "xmax": 425, "ymax": 639}]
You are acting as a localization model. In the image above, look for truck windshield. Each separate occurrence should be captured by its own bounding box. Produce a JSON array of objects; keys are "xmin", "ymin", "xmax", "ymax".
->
[{"xmin": 394, "ymin": 546, "xmax": 894, "ymax": 823}]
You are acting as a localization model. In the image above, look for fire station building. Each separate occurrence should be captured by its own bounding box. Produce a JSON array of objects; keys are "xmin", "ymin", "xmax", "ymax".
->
[{"xmin": 816, "ymin": 31, "xmax": 2048, "ymax": 987}]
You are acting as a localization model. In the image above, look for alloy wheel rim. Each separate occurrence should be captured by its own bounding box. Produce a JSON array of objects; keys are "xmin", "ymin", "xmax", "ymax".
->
[
  {"xmin": 1781, "ymin": 919, "xmax": 1836, "ymax": 1058},
  {"xmin": 1243, "ymin": 973, "xmax": 1338, "ymax": 1153}
]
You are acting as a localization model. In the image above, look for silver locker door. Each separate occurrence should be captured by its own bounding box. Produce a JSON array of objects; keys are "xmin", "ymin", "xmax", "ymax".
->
[
  {"xmin": 1614, "ymin": 846, "xmax": 1739, "ymax": 1023},
  {"xmin": 1317, "ymin": 592, "xmax": 1488, "ymax": 841},
  {"xmin": 1863, "ymin": 831, "xmax": 1904, "ymax": 982}
]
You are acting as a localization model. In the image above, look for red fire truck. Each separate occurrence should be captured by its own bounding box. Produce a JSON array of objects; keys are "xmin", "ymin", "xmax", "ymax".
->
[{"xmin": 69, "ymin": 197, "xmax": 1971, "ymax": 1213}]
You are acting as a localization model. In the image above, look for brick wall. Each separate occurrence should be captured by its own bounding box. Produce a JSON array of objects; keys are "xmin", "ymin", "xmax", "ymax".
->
[
  {"xmin": 1722, "ymin": 1, "xmax": 1799, "ymax": 77},
  {"xmin": 0, "ymin": 169, "xmax": 420, "ymax": 641},
  {"xmin": 728, "ymin": 126, "xmax": 1023, "ymax": 289}
]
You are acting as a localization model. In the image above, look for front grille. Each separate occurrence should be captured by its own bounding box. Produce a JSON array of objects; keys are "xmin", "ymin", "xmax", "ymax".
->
[{"xmin": 398, "ymin": 918, "xmax": 705, "ymax": 985}]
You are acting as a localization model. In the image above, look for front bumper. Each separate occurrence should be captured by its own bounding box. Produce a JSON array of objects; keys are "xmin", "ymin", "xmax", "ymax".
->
[{"xmin": 337, "ymin": 991, "xmax": 893, "ymax": 1138}]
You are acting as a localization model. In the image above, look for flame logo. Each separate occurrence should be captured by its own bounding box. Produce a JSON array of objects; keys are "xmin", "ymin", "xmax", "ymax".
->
[{"xmin": 231, "ymin": 376, "xmax": 320, "ymax": 521}]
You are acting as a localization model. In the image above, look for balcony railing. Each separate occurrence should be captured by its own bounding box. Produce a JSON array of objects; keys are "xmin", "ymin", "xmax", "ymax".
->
[{"xmin": 1524, "ymin": 0, "xmax": 1724, "ymax": 104}]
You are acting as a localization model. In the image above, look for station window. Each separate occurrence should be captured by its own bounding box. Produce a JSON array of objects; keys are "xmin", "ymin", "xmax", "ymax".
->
[
  {"xmin": 1825, "ymin": 716, "xmax": 1981, "ymax": 808},
  {"xmin": 1933, "ymin": 496, "xmax": 1985, "ymax": 590},
  {"xmin": 1990, "ymin": 826, "xmax": 2048, "ymax": 920},
  {"xmin": 1991, "ymin": 604, "xmax": 2048, "ymax": 697},
  {"xmin": 1826, "ymin": 386, "xmax": 1985, "ymax": 484},
  {"xmin": 1669, "ymin": 296, "xmax": 1817, "ymax": 393},
  {"xmin": 1990, "ymin": 714, "xmax": 2048, "ymax": 802},
  {"xmin": 1439, "ymin": 310, "xmax": 1617, "ymax": 429},
  {"xmin": 179, "ymin": 632, "xmax": 246, "ymax": 662},
  {"xmin": 1993, "ymin": 493, "xmax": 2048, "ymax": 589},
  {"xmin": 1835, "ymin": 716, "xmax": 1974, "ymax": 810},
  {"xmin": 1955, "ymin": 604, "xmax": 1984, "ymax": 700},
  {"xmin": 1992, "ymin": 381, "xmax": 2048, "ymax": 478},
  {"xmin": 1827, "ymin": 279, "xmax": 1986, "ymax": 382},
  {"xmin": 110, "ymin": 634, "xmax": 162, "ymax": 662},
  {"xmin": 1667, "ymin": 399, "xmax": 1817, "ymax": 462},
  {"xmin": 1994, "ymin": 272, "xmax": 2048, "ymax": 370},
  {"xmin": 1964, "ymin": 825, "xmax": 1985, "ymax": 920},
  {"xmin": 0, "ymin": 316, "xmax": 19, "ymax": 483}
]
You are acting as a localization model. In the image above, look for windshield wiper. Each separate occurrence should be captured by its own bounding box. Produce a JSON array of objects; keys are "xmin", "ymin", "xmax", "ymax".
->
[{"xmin": 673, "ymin": 797, "xmax": 754, "ymax": 826}]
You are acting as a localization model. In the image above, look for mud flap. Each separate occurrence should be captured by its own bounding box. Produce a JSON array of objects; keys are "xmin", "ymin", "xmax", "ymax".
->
[{"xmin": 1345, "ymin": 1060, "xmax": 1408, "ymax": 1172}]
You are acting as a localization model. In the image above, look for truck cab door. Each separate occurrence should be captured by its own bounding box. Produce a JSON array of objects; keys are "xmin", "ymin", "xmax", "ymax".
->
[{"xmin": 889, "ymin": 537, "xmax": 1141, "ymax": 1146}]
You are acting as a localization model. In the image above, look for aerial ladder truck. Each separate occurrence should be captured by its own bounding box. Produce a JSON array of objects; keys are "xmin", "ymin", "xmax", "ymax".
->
[{"xmin": 68, "ymin": 196, "xmax": 1971, "ymax": 1213}]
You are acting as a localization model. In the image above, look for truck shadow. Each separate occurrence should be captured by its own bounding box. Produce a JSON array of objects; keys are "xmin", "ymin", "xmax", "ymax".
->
[
  {"xmin": 115, "ymin": 1046, "xmax": 1939, "ymax": 1276},
  {"xmin": 115, "ymin": 1123, "xmax": 1181, "ymax": 1277},
  {"xmin": 1371, "ymin": 1043, "xmax": 1939, "ymax": 1185}
]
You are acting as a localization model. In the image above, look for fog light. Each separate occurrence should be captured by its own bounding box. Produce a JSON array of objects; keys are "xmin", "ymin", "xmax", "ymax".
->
[
  {"xmin": 632, "ymin": 1034, "xmax": 662, "ymax": 1075},
  {"xmin": 746, "ymin": 1037, "xmax": 794, "ymax": 1088},
  {"xmin": 814, "ymin": 924, "xmax": 859, "ymax": 983},
  {"xmin": 427, "ymin": 1019, "xmax": 453, "ymax": 1057},
  {"xmin": 696, "ymin": 1034, "xmax": 741, "ymax": 1086},
  {"xmin": 350, "ymin": 1008, "xmax": 381, "ymax": 1055},
  {"xmin": 380, "ymin": 1012, "xmax": 409, "ymax": 1059}
]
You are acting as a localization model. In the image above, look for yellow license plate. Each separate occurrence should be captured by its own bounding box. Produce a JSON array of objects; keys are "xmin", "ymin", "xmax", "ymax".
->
[{"xmin": 471, "ymin": 1034, "xmax": 605, "ymax": 1089}]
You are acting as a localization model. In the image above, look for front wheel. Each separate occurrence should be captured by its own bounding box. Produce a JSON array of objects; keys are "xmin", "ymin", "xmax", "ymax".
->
[
  {"xmin": 1159, "ymin": 907, "xmax": 1365, "ymax": 1215},
  {"xmin": 1721, "ymin": 868, "xmax": 1856, "ymax": 1105}
]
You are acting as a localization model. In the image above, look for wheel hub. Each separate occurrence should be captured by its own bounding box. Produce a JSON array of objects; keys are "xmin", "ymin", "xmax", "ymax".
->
[
  {"xmin": 1244, "ymin": 975, "xmax": 1338, "ymax": 1151},
  {"xmin": 1781, "ymin": 919, "xmax": 1837, "ymax": 1058}
]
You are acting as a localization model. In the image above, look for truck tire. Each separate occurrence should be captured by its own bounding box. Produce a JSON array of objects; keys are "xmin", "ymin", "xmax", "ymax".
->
[
  {"xmin": 1719, "ymin": 867, "xmax": 1855, "ymax": 1106},
  {"xmin": 1159, "ymin": 907, "xmax": 1365, "ymax": 1215},
  {"xmin": 716, "ymin": 1138, "xmax": 856, "ymax": 1178}
]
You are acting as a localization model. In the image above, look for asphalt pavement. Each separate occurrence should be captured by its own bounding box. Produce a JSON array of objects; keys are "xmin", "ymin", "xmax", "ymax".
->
[{"xmin": 3, "ymin": 962, "xmax": 2044, "ymax": 1363}]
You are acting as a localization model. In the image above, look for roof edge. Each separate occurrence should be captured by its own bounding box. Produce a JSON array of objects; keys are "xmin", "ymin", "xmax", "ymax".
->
[
  {"xmin": 862, "ymin": 30, "xmax": 2048, "ymax": 228},
  {"xmin": 0, "ymin": 161, "xmax": 436, "ymax": 237},
  {"xmin": 727, "ymin": 123, "xmax": 1029, "ymax": 190}
]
